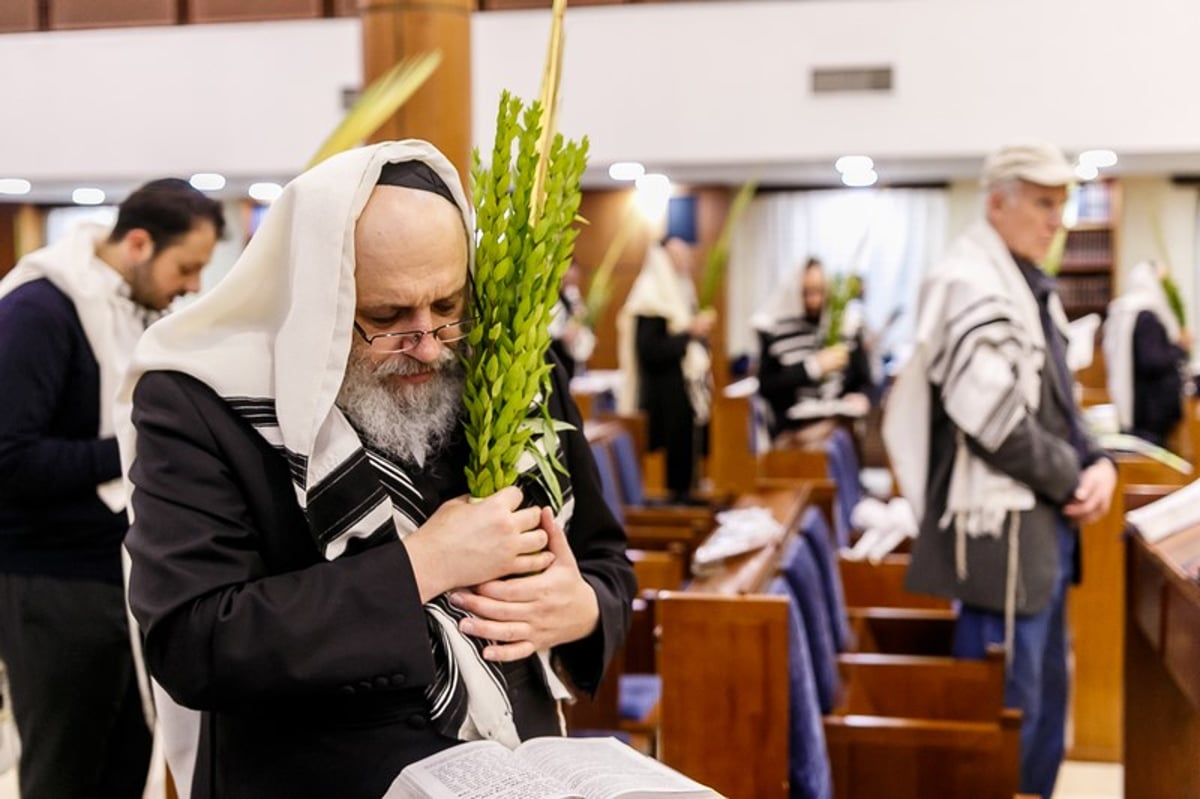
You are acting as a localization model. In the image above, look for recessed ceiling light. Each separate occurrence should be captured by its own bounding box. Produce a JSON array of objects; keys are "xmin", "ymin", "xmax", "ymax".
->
[
  {"xmin": 189, "ymin": 173, "xmax": 226, "ymax": 191},
  {"xmin": 1078, "ymin": 149, "xmax": 1117, "ymax": 169},
  {"xmin": 0, "ymin": 178, "xmax": 32, "ymax": 196},
  {"xmin": 841, "ymin": 169, "xmax": 878, "ymax": 188},
  {"xmin": 248, "ymin": 182, "xmax": 283, "ymax": 203},
  {"xmin": 609, "ymin": 162, "xmax": 646, "ymax": 181},
  {"xmin": 1074, "ymin": 163, "xmax": 1099, "ymax": 181},
  {"xmin": 72, "ymin": 187, "xmax": 106, "ymax": 205},
  {"xmin": 835, "ymin": 155, "xmax": 874, "ymax": 174}
]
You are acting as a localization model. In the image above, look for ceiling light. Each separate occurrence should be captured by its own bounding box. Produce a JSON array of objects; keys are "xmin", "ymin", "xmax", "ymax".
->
[
  {"xmin": 841, "ymin": 169, "xmax": 878, "ymax": 188},
  {"xmin": 634, "ymin": 173, "xmax": 671, "ymax": 219},
  {"xmin": 72, "ymin": 187, "xmax": 106, "ymax": 205},
  {"xmin": 1078, "ymin": 149, "xmax": 1118, "ymax": 169},
  {"xmin": 0, "ymin": 178, "xmax": 31, "ymax": 195},
  {"xmin": 1074, "ymin": 163, "xmax": 1099, "ymax": 181},
  {"xmin": 248, "ymin": 182, "xmax": 283, "ymax": 203},
  {"xmin": 835, "ymin": 155, "xmax": 874, "ymax": 174},
  {"xmin": 609, "ymin": 162, "xmax": 646, "ymax": 181},
  {"xmin": 190, "ymin": 173, "xmax": 226, "ymax": 192}
]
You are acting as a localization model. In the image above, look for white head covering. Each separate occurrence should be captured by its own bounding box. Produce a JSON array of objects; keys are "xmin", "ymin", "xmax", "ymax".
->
[
  {"xmin": 616, "ymin": 242, "xmax": 711, "ymax": 421},
  {"xmin": 1103, "ymin": 260, "xmax": 1183, "ymax": 430}
]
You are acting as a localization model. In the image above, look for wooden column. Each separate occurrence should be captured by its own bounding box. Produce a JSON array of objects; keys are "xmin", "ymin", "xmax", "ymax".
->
[{"xmin": 359, "ymin": 0, "xmax": 473, "ymax": 182}]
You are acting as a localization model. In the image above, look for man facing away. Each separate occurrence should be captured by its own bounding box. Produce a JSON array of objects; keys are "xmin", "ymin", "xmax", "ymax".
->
[
  {"xmin": 118, "ymin": 141, "xmax": 635, "ymax": 799},
  {"xmin": 617, "ymin": 236, "xmax": 716, "ymax": 504},
  {"xmin": 885, "ymin": 141, "xmax": 1116, "ymax": 799},
  {"xmin": 0, "ymin": 179, "xmax": 223, "ymax": 798}
]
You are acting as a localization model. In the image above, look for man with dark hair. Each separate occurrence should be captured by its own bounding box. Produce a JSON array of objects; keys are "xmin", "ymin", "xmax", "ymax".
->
[
  {"xmin": 0, "ymin": 178, "xmax": 222, "ymax": 798},
  {"xmin": 118, "ymin": 142, "xmax": 633, "ymax": 798}
]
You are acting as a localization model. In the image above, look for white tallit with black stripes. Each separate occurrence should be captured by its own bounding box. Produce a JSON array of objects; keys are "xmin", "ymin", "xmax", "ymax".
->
[
  {"xmin": 884, "ymin": 219, "xmax": 1061, "ymax": 553},
  {"xmin": 114, "ymin": 141, "xmax": 567, "ymax": 798}
]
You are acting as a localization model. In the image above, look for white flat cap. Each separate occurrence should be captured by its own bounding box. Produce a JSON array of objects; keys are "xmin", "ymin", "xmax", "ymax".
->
[{"xmin": 981, "ymin": 141, "xmax": 1075, "ymax": 188}]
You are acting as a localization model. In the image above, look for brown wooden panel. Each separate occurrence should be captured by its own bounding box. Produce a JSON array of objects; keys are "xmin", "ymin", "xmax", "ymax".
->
[
  {"xmin": 0, "ymin": 205, "xmax": 18, "ymax": 278},
  {"xmin": 1124, "ymin": 535, "xmax": 1200, "ymax": 799},
  {"xmin": 838, "ymin": 555, "xmax": 952, "ymax": 611},
  {"xmin": 825, "ymin": 712, "xmax": 1020, "ymax": 799},
  {"xmin": 190, "ymin": 0, "xmax": 322, "ymax": 22},
  {"xmin": 362, "ymin": 0, "xmax": 472, "ymax": 183},
  {"xmin": 1163, "ymin": 579, "xmax": 1200, "ymax": 709},
  {"xmin": 0, "ymin": 0, "xmax": 37, "ymax": 32},
  {"xmin": 49, "ymin": 0, "xmax": 176, "ymax": 29},
  {"xmin": 1131, "ymin": 541, "xmax": 1165, "ymax": 650},
  {"xmin": 1067, "ymin": 473, "xmax": 1127, "ymax": 761},
  {"xmin": 657, "ymin": 592, "xmax": 790, "ymax": 799},
  {"xmin": 837, "ymin": 650, "xmax": 1006, "ymax": 723}
]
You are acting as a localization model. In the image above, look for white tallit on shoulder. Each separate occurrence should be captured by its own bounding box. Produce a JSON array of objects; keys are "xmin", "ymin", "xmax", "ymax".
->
[
  {"xmin": 616, "ymin": 243, "xmax": 711, "ymax": 422},
  {"xmin": 114, "ymin": 141, "xmax": 567, "ymax": 798},
  {"xmin": 0, "ymin": 222, "xmax": 154, "ymax": 512},
  {"xmin": 884, "ymin": 220, "xmax": 1065, "ymax": 543},
  {"xmin": 1103, "ymin": 260, "xmax": 1182, "ymax": 431}
]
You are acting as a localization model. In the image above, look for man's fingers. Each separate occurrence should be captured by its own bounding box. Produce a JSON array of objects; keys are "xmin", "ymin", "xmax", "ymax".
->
[
  {"xmin": 482, "ymin": 641, "xmax": 537, "ymax": 662},
  {"xmin": 511, "ymin": 505, "xmax": 544, "ymax": 533}
]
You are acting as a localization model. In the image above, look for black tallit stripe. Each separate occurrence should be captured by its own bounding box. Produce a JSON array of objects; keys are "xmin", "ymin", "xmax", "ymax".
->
[
  {"xmin": 304, "ymin": 450, "xmax": 390, "ymax": 547},
  {"xmin": 340, "ymin": 519, "xmax": 397, "ymax": 557},
  {"xmin": 932, "ymin": 315, "xmax": 1014, "ymax": 384}
]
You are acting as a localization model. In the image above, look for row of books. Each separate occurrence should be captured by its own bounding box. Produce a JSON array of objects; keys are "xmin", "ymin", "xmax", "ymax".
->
[
  {"xmin": 1057, "ymin": 274, "xmax": 1112, "ymax": 309},
  {"xmin": 1061, "ymin": 229, "xmax": 1114, "ymax": 270}
]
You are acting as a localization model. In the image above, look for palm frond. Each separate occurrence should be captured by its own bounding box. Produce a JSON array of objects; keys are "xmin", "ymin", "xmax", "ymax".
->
[
  {"xmin": 307, "ymin": 51, "xmax": 443, "ymax": 169},
  {"xmin": 530, "ymin": 0, "xmax": 568, "ymax": 225},
  {"xmin": 698, "ymin": 178, "xmax": 757, "ymax": 309}
]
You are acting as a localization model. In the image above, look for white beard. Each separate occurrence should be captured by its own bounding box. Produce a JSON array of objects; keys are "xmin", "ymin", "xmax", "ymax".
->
[{"xmin": 336, "ymin": 348, "xmax": 464, "ymax": 467}]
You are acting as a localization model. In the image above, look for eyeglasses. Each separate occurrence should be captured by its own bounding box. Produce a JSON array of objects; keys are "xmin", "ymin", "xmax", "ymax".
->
[{"xmin": 353, "ymin": 318, "xmax": 475, "ymax": 353}]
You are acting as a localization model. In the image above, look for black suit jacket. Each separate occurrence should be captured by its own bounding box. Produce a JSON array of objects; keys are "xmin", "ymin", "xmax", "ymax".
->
[{"xmin": 126, "ymin": 366, "xmax": 634, "ymax": 799}]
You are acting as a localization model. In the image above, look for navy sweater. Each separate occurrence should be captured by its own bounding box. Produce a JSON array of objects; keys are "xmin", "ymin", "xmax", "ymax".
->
[{"xmin": 0, "ymin": 278, "xmax": 126, "ymax": 583}]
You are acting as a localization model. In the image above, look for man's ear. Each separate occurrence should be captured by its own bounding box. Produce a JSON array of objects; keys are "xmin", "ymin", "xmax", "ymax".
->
[{"xmin": 122, "ymin": 228, "xmax": 155, "ymax": 264}]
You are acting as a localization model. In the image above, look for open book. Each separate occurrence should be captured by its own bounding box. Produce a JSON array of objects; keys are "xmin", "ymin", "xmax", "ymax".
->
[
  {"xmin": 383, "ymin": 736, "xmax": 723, "ymax": 799},
  {"xmin": 1125, "ymin": 479, "xmax": 1200, "ymax": 543}
]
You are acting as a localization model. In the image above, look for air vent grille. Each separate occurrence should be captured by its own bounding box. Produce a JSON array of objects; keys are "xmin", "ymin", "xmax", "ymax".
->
[{"xmin": 812, "ymin": 66, "xmax": 893, "ymax": 94}]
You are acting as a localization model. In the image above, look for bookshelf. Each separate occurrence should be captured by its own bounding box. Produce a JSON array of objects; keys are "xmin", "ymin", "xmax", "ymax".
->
[{"xmin": 1057, "ymin": 179, "xmax": 1120, "ymax": 319}]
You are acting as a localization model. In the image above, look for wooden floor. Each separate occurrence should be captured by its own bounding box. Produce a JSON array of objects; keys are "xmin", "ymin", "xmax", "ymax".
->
[{"xmin": 1054, "ymin": 761, "xmax": 1123, "ymax": 798}]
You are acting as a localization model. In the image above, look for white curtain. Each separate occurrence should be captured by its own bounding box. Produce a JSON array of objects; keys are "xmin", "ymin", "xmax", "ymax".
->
[{"xmin": 726, "ymin": 188, "xmax": 948, "ymax": 364}]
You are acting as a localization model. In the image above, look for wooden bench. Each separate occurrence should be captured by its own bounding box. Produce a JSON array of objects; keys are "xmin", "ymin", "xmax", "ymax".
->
[{"xmin": 656, "ymin": 592, "xmax": 1020, "ymax": 799}]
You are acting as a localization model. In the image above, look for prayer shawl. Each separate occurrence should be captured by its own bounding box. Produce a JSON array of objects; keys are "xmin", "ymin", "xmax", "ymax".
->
[
  {"xmin": 616, "ymin": 243, "xmax": 711, "ymax": 422},
  {"xmin": 114, "ymin": 141, "xmax": 569, "ymax": 798},
  {"xmin": 1103, "ymin": 260, "xmax": 1182, "ymax": 431},
  {"xmin": 884, "ymin": 221, "xmax": 1064, "ymax": 658},
  {"xmin": 0, "ymin": 222, "xmax": 155, "ymax": 512}
]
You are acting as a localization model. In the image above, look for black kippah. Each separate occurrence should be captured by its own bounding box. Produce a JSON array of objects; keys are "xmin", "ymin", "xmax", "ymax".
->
[{"xmin": 376, "ymin": 160, "xmax": 457, "ymax": 207}]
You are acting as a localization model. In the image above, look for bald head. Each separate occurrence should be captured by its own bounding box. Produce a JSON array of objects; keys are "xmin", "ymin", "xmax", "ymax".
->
[{"xmin": 353, "ymin": 185, "xmax": 470, "ymax": 361}]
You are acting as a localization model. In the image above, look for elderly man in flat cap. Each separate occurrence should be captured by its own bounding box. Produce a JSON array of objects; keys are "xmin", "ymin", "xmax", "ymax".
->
[{"xmin": 885, "ymin": 141, "xmax": 1116, "ymax": 798}]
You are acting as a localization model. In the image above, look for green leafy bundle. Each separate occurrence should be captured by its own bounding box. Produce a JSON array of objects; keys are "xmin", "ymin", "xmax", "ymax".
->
[
  {"xmin": 824, "ymin": 273, "xmax": 862, "ymax": 347},
  {"xmin": 464, "ymin": 91, "xmax": 589, "ymax": 502}
]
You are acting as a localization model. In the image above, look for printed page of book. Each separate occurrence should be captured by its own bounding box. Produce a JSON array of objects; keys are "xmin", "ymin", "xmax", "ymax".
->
[
  {"xmin": 514, "ymin": 737, "xmax": 720, "ymax": 799},
  {"xmin": 384, "ymin": 740, "xmax": 583, "ymax": 799},
  {"xmin": 1126, "ymin": 479, "xmax": 1200, "ymax": 543}
]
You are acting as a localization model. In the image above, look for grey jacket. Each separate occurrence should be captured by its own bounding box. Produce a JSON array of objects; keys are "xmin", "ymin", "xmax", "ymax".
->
[{"xmin": 906, "ymin": 266, "xmax": 1107, "ymax": 615}]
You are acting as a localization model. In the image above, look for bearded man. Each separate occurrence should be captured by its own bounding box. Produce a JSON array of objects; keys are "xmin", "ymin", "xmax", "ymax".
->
[
  {"xmin": 118, "ymin": 142, "xmax": 634, "ymax": 799},
  {"xmin": 0, "ymin": 178, "xmax": 222, "ymax": 799}
]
